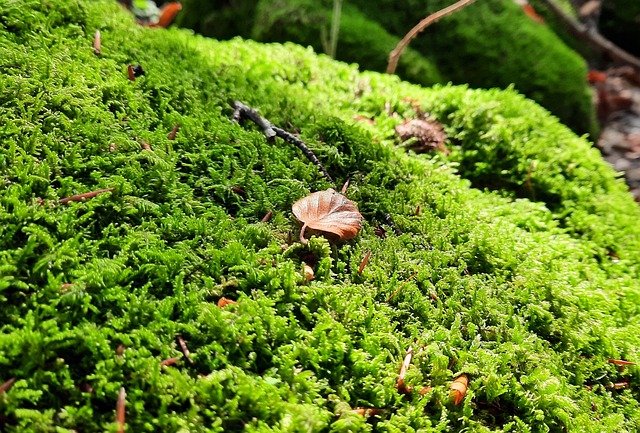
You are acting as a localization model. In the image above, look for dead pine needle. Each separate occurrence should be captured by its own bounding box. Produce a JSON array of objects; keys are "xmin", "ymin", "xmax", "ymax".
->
[
  {"xmin": 386, "ymin": 272, "xmax": 418, "ymax": 302},
  {"xmin": 93, "ymin": 30, "xmax": 101, "ymax": 55},
  {"xmin": 160, "ymin": 357, "xmax": 181, "ymax": 367},
  {"xmin": 116, "ymin": 387, "xmax": 126, "ymax": 433},
  {"xmin": 177, "ymin": 335, "xmax": 195, "ymax": 365},
  {"xmin": 607, "ymin": 358, "xmax": 636, "ymax": 366},
  {"xmin": 168, "ymin": 123, "xmax": 180, "ymax": 140},
  {"xmin": 0, "ymin": 378, "xmax": 16, "ymax": 395},
  {"xmin": 350, "ymin": 408, "xmax": 384, "ymax": 417},
  {"xmin": 386, "ymin": 0, "xmax": 477, "ymax": 75},
  {"xmin": 260, "ymin": 210, "xmax": 273, "ymax": 223},
  {"xmin": 340, "ymin": 178, "xmax": 350, "ymax": 194},
  {"xmin": 396, "ymin": 346, "xmax": 414, "ymax": 395},
  {"xmin": 232, "ymin": 101, "xmax": 334, "ymax": 184},
  {"xmin": 59, "ymin": 188, "xmax": 114, "ymax": 205},
  {"xmin": 139, "ymin": 139, "xmax": 152, "ymax": 151},
  {"xmin": 357, "ymin": 250, "xmax": 371, "ymax": 276}
]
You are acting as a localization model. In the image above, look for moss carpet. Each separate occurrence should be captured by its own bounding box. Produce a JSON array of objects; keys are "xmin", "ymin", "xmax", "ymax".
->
[{"xmin": 0, "ymin": 1, "xmax": 639, "ymax": 432}]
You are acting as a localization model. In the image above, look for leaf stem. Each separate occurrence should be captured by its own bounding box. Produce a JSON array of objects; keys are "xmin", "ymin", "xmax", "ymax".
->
[{"xmin": 299, "ymin": 222, "xmax": 309, "ymax": 245}]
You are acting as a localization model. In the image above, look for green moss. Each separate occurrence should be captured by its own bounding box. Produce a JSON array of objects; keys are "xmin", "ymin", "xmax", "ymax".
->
[
  {"xmin": 348, "ymin": 0, "xmax": 597, "ymax": 137},
  {"xmin": 1, "ymin": 0, "xmax": 639, "ymax": 432}
]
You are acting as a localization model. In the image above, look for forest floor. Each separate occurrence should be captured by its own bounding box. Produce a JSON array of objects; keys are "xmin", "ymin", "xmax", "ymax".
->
[{"xmin": 593, "ymin": 67, "xmax": 640, "ymax": 201}]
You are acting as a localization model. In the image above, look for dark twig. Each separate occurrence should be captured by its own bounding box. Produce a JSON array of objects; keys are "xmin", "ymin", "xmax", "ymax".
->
[
  {"xmin": 232, "ymin": 101, "xmax": 334, "ymax": 183},
  {"xmin": 538, "ymin": 0, "xmax": 640, "ymax": 71},
  {"xmin": 383, "ymin": 213, "xmax": 402, "ymax": 235}
]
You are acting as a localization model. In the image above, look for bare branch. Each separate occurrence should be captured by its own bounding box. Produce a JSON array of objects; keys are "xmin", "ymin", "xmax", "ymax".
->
[
  {"xmin": 387, "ymin": 0, "xmax": 477, "ymax": 75},
  {"xmin": 538, "ymin": 0, "xmax": 640, "ymax": 71}
]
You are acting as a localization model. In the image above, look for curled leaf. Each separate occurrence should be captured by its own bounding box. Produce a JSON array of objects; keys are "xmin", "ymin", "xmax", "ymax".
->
[{"xmin": 292, "ymin": 189, "xmax": 362, "ymax": 244}]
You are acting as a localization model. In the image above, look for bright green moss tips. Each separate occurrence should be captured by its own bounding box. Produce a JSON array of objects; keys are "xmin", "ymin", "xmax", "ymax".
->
[{"xmin": 1, "ymin": 0, "xmax": 639, "ymax": 432}]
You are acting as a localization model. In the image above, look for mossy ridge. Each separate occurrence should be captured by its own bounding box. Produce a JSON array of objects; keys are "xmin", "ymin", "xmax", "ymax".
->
[{"xmin": 0, "ymin": 1, "xmax": 639, "ymax": 432}]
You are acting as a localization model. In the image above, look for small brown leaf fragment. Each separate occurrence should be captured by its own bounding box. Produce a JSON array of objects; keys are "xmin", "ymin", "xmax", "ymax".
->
[
  {"xmin": 292, "ymin": 189, "xmax": 363, "ymax": 244},
  {"xmin": 59, "ymin": 188, "xmax": 114, "ymax": 205},
  {"xmin": 160, "ymin": 357, "xmax": 180, "ymax": 367},
  {"xmin": 303, "ymin": 263, "xmax": 314, "ymax": 282},
  {"xmin": 260, "ymin": 210, "xmax": 273, "ymax": 223},
  {"xmin": 396, "ymin": 118, "xmax": 448, "ymax": 154},
  {"xmin": 0, "ymin": 378, "xmax": 16, "ymax": 395},
  {"xmin": 139, "ymin": 140, "xmax": 152, "ymax": 151},
  {"xmin": 168, "ymin": 123, "xmax": 180, "ymax": 140},
  {"xmin": 414, "ymin": 205, "xmax": 420, "ymax": 216},
  {"xmin": 396, "ymin": 346, "xmax": 414, "ymax": 395},
  {"xmin": 608, "ymin": 382, "xmax": 630, "ymax": 390},
  {"xmin": 418, "ymin": 386, "xmax": 433, "ymax": 395},
  {"xmin": 116, "ymin": 387, "xmax": 126, "ymax": 433},
  {"xmin": 450, "ymin": 374, "xmax": 468, "ymax": 405},
  {"xmin": 93, "ymin": 30, "xmax": 101, "ymax": 55},
  {"xmin": 217, "ymin": 297, "xmax": 237, "ymax": 308},
  {"xmin": 350, "ymin": 408, "xmax": 384, "ymax": 416},
  {"xmin": 358, "ymin": 251, "xmax": 371, "ymax": 276},
  {"xmin": 127, "ymin": 64, "xmax": 135, "ymax": 81},
  {"xmin": 177, "ymin": 336, "xmax": 194, "ymax": 365},
  {"xmin": 116, "ymin": 344, "xmax": 125, "ymax": 356},
  {"xmin": 61, "ymin": 283, "xmax": 74, "ymax": 290},
  {"xmin": 607, "ymin": 358, "xmax": 635, "ymax": 366},
  {"xmin": 429, "ymin": 292, "xmax": 439, "ymax": 301}
]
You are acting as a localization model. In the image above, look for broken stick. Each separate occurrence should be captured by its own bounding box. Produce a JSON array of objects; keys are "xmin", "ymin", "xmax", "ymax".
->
[{"xmin": 232, "ymin": 101, "xmax": 334, "ymax": 184}]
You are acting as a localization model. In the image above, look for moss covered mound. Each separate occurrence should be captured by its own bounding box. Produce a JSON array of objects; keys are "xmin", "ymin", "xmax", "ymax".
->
[
  {"xmin": 1, "ymin": 1, "xmax": 640, "ymax": 432},
  {"xmin": 178, "ymin": 0, "xmax": 597, "ymax": 137}
]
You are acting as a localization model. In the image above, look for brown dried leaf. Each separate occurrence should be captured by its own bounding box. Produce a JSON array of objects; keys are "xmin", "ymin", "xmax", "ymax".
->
[
  {"xmin": 450, "ymin": 374, "xmax": 468, "ymax": 405},
  {"xmin": 292, "ymin": 189, "xmax": 362, "ymax": 244},
  {"xmin": 396, "ymin": 118, "xmax": 448, "ymax": 154}
]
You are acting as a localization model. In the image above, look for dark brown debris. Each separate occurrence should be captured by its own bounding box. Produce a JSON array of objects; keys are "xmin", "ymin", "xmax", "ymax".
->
[{"xmin": 396, "ymin": 118, "xmax": 449, "ymax": 154}]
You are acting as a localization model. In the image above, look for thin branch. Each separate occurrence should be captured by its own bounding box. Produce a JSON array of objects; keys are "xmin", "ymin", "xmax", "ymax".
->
[
  {"xmin": 538, "ymin": 0, "xmax": 640, "ymax": 71},
  {"xmin": 387, "ymin": 0, "xmax": 477, "ymax": 75},
  {"xmin": 232, "ymin": 101, "xmax": 334, "ymax": 183}
]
